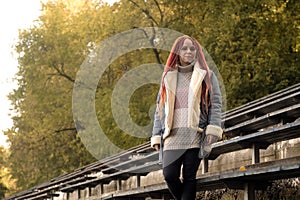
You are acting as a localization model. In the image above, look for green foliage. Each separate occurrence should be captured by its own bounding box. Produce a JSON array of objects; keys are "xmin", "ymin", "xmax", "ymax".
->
[
  {"xmin": 0, "ymin": 147, "xmax": 8, "ymax": 198},
  {"xmin": 196, "ymin": 178, "xmax": 300, "ymax": 200},
  {"xmin": 3, "ymin": 0, "xmax": 300, "ymax": 192}
]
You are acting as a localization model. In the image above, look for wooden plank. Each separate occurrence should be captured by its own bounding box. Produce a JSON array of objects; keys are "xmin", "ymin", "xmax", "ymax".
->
[
  {"xmin": 27, "ymin": 142, "xmax": 152, "ymax": 198},
  {"xmin": 244, "ymin": 183, "xmax": 255, "ymax": 200},
  {"xmin": 223, "ymin": 90, "xmax": 300, "ymax": 128},
  {"xmin": 5, "ymin": 84, "xmax": 300, "ymax": 200},
  {"xmin": 102, "ymin": 151, "xmax": 158, "ymax": 174},
  {"xmin": 197, "ymin": 156, "xmax": 300, "ymax": 190},
  {"xmin": 209, "ymin": 121, "xmax": 300, "ymax": 160},
  {"xmin": 101, "ymin": 182, "xmax": 169, "ymax": 200},
  {"xmin": 60, "ymin": 160, "xmax": 161, "ymax": 193},
  {"xmin": 39, "ymin": 142, "xmax": 151, "ymax": 191},
  {"xmin": 223, "ymin": 83, "xmax": 300, "ymax": 119},
  {"xmin": 100, "ymin": 157, "xmax": 300, "ymax": 199},
  {"xmin": 16, "ymin": 192, "xmax": 59, "ymax": 200},
  {"xmin": 224, "ymin": 103, "xmax": 300, "ymax": 136}
]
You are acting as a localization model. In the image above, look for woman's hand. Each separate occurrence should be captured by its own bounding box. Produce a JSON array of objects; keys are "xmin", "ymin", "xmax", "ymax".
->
[
  {"xmin": 205, "ymin": 134, "xmax": 218, "ymax": 145},
  {"xmin": 154, "ymin": 144, "xmax": 160, "ymax": 151}
]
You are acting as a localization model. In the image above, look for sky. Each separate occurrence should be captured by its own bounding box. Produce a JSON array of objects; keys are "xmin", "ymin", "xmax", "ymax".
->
[
  {"xmin": 0, "ymin": 0, "xmax": 117, "ymax": 148},
  {"xmin": 0, "ymin": 0, "xmax": 43, "ymax": 148}
]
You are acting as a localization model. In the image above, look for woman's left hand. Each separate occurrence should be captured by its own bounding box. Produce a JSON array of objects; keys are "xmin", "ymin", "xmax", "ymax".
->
[{"xmin": 205, "ymin": 134, "xmax": 218, "ymax": 145}]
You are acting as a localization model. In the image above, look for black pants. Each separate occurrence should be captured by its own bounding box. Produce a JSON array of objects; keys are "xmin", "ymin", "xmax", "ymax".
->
[{"xmin": 162, "ymin": 148, "xmax": 201, "ymax": 200}]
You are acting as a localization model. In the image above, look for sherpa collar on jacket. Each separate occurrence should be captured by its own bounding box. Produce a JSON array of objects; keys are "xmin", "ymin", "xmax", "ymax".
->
[{"xmin": 162, "ymin": 61, "xmax": 207, "ymax": 139}]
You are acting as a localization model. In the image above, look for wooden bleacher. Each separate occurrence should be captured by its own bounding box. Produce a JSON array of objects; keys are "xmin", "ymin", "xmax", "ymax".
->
[
  {"xmin": 222, "ymin": 83, "xmax": 300, "ymax": 128},
  {"xmin": 4, "ymin": 83, "xmax": 300, "ymax": 200},
  {"xmin": 98, "ymin": 156, "xmax": 300, "ymax": 200}
]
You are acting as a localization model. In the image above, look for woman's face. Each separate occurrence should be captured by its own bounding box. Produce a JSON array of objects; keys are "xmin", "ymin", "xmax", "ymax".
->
[{"xmin": 179, "ymin": 39, "xmax": 196, "ymax": 66}]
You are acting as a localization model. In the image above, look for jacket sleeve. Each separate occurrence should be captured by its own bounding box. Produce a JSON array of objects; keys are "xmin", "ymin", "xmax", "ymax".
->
[
  {"xmin": 150, "ymin": 91, "xmax": 163, "ymax": 148},
  {"xmin": 206, "ymin": 71, "xmax": 223, "ymax": 139}
]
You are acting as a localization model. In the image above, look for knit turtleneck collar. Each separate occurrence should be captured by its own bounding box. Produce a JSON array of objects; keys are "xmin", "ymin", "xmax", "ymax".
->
[{"xmin": 177, "ymin": 61, "xmax": 194, "ymax": 73}]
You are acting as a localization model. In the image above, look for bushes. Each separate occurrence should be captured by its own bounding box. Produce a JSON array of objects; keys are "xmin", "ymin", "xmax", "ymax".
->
[{"xmin": 196, "ymin": 178, "xmax": 300, "ymax": 200}]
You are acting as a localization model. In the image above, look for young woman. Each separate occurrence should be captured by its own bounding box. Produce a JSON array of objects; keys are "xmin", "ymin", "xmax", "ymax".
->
[{"xmin": 151, "ymin": 35, "xmax": 223, "ymax": 200}]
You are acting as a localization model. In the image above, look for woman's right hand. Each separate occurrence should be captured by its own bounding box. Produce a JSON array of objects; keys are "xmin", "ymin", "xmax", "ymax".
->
[{"xmin": 154, "ymin": 144, "xmax": 160, "ymax": 151}]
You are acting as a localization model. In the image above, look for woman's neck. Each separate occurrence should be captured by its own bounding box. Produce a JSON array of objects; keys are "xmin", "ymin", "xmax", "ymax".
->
[{"xmin": 178, "ymin": 62, "xmax": 194, "ymax": 73}]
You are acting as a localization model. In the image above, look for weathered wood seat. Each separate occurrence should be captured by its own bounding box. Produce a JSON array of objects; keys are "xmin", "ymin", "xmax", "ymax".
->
[
  {"xmin": 13, "ymin": 190, "xmax": 59, "ymax": 200},
  {"xmin": 71, "ymin": 120, "xmax": 300, "ymax": 198},
  {"xmin": 223, "ymin": 83, "xmax": 300, "ymax": 117},
  {"xmin": 95, "ymin": 115, "xmax": 300, "ymax": 199},
  {"xmin": 100, "ymin": 156, "xmax": 300, "ymax": 200},
  {"xmin": 6, "ymin": 143, "xmax": 153, "ymax": 200},
  {"xmin": 4, "ymin": 83, "xmax": 300, "ymax": 200},
  {"xmin": 210, "ymin": 120, "xmax": 300, "ymax": 160},
  {"xmin": 60, "ymin": 160, "xmax": 161, "ymax": 193},
  {"xmin": 224, "ymin": 103, "xmax": 300, "ymax": 137},
  {"xmin": 60, "ymin": 151, "xmax": 160, "ymax": 193},
  {"xmin": 223, "ymin": 84, "xmax": 300, "ymax": 128},
  {"xmin": 31, "ymin": 118, "xmax": 300, "ymax": 198},
  {"xmin": 196, "ymin": 155, "xmax": 300, "ymax": 200},
  {"xmin": 22, "ymin": 192, "xmax": 59, "ymax": 200},
  {"xmin": 101, "ymin": 151, "xmax": 157, "ymax": 174}
]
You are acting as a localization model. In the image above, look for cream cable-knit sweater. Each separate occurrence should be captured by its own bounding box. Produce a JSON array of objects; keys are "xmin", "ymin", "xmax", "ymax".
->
[
  {"xmin": 164, "ymin": 63, "xmax": 201, "ymax": 151},
  {"xmin": 151, "ymin": 61, "xmax": 223, "ymax": 149}
]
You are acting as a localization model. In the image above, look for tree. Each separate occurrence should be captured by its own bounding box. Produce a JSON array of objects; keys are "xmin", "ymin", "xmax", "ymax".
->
[
  {"xmin": 208, "ymin": 0, "xmax": 300, "ymax": 109},
  {"xmin": 6, "ymin": 0, "xmax": 105, "ymax": 190},
  {"xmin": 5, "ymin": 0, "xmax": 300, "ymax": 192},
  {"xmin": 0, "ymin": 147, "xmax": 8, "ymax": 198}
]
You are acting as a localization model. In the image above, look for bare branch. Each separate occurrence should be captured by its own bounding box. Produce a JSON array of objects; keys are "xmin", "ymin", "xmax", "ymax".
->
[
  {"xmin": 152, "ymin": 0, "xmax": 163, "ymax": 25},
  {"xmin": 51, "ymin": 63, "xmax": 75, "ymax": 83},
  {"xmin": 55, "ymin": 128, "xmax": 77, "ymax": 133},
  {"xmin": 135, "ymin": 27, "xmax": 164, "ymax": 66},
  {"xmin": 127, "ymin": 0, "xmax": 159, "ymax": 26}
]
